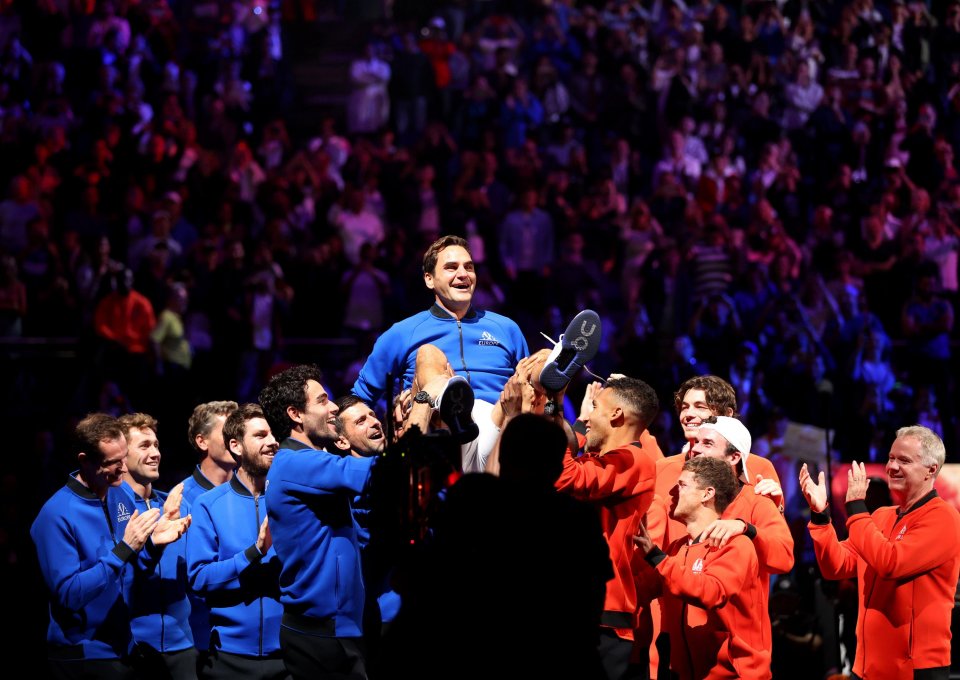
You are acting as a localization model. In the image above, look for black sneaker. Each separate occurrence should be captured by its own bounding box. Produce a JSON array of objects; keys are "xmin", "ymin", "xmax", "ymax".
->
[
  {"xmin": 435, "ymin": 376, "xmax": 479, "ymax": 444},
  {"xmin": 538, "ymin": 310, "xmax": 602, "ymax": 393}
]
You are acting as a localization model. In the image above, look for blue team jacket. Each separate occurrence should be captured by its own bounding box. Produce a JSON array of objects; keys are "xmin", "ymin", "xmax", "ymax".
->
[
  {"xmin": 180, "ymin": 466, "xmax": 218, "ymax": 650},
  {"xmin": 120, "ymin": 482, "xmax": 193, "ymax": 654},
  {"xmin": 352, "ymin": 303, "xmax": 529, "ymax": 405},
  {"xmin": 266, "ymin": 438, "xmax": 375, "ymax": 638},
  {"xmin": 186, "ymin": 475, "xmax": 282, "ymax": 656},
  {"xmin": 31, "ymin": 476, "xmax": 141, "ymax": 659}
]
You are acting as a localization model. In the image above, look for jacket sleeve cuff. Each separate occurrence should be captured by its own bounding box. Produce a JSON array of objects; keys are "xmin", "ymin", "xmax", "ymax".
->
[
  {"xmin": 738, "ymin": 519, "xmax": 757, "ymax": 540},
  {"xmin": 145, "ymin": 537, "xmax": 166, "ymax": 559},
  {"xmin": 645, "ymin": 547, "xmax": 667, "ymax": 567},
  {"xmin": 244, "ymin": 544, "xmax": 265, "ymax": 564},
  {"xmin": 810, "ymin": 510, "xmax": 831, "ymax": 525},
  {"xmin": 845, "ymin": 500, "xmax": 869, "ymax": 517},
  {"xmin": 572, "ymin": 420, "xmax": 588, "ymax": 437},
  {"xmin": 113, "ymin": 542, "xmax": 137, "ymax": 563}
]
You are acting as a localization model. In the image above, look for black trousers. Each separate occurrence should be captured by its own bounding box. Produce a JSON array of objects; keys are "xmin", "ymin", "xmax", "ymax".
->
[
  {"xmin": 279, "ymin": 626, "xmax": 367, "ymax": 680},
  {"xmin": 131, "ymin": 645, "xmax": 199, "ymax": 680},
  {"xmin": 48, "ymin": 658, "xmax": 134, "ymax": 680},
  {"xmin": 199, "ymin": 649, "xmax": 289, "ymax": 680}
]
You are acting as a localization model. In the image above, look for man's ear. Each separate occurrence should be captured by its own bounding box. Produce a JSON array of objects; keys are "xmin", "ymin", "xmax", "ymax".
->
[
  {"xmin": 726, "ymin": 451, "xmax": 742, "ymax": 469},
  {"xmin": 333, "ymin": 436, "xmax": 351, "ymax": 452},
  {"xmin": 286, "ymin": 405, "xmax": 303, "ymax": 426},
  {"xmin": 228, "ymin": 439, "xmax": 243, "ymax": 459},
  {"xmin": 195, "ymin": 434, "xmax": 209, "ymax": 453},
  {"xmin": 424, "ymin": 271, "xmax": 435, "ymax": 291},
  {"xmin": 702, "ymin": 485, "xmax": 716, "ymax": 504},
  {"xmin": 77, "ymin": 451, "xmax": 89, "ymax": 466}
]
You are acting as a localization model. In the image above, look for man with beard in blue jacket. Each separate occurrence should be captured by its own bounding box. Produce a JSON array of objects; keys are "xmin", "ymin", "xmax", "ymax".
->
[{"xmin": 186, "ymin": 403, "xmax": 287, "ymax": 679}]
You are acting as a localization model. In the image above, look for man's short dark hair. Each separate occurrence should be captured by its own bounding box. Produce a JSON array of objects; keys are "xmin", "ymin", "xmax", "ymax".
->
[
  {"xmin": 606, "ymin": 376, "xmax": 659, "ymax": 430},
  {"xmin": 673, "ymin": 375, "xmax": 737, "ymax": 417},
  {"xmin": 334, "ymin": 394, "xmax": 368, "ymax": 415},
  {"xmin": 187, "ymin": 401, "xmax": 238, "ymax": 453},
  {"xmin": 683, "ymin": 456, "xmax": 738, "ymax": 514},
  {"xmin": 75, "ymin": 413, "xmax": 125, "ymax": 463},
  {"xmin": 259, "ymin": 364, "xmax": 325, "ymax": 441},
  {"xmin": 423, "ymin": 235, "xmax": 470, "ymax": 275},
  {"xmin": 222, "ymin": 403, "xmax": 266, "ymax": 458}
]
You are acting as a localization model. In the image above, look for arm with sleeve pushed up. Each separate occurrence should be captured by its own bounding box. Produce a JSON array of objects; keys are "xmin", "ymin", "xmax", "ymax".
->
[
  {"xmin": 555, "ymin": 444, "xmax": 654, "ymax": 501},
  {"xmin": 351, "ymin": 324, "xmax": 406, "ymax": 403},
  {"xmin": 845, "ymin": 501, "xmax": 960, "ymax": 579},
  {"xmin": 807, "ymin": 515, "xmax": 860, "ymax": 579},
  {"xmin": 657, "ymin": 539, "xmax": 756, "ymax": 610},
  {"xmin": 32, "ymin": 515, "xmax": 136, "ymax": 612},
  {"xmin": 186, "ymin": 500, "xmax": 274, "ymax": 594},
  {"xmin": 732, "ymin": 493, "xmax": 795, "ymax": 574}
]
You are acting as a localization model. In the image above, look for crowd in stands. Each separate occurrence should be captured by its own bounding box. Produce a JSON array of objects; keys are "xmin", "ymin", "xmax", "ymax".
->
[{"xmin": 0, "ymin": 0, "xmax": 958, "ymax": 474}]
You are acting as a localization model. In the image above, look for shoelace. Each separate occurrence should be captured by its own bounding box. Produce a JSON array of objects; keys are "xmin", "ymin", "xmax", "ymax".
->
[{"xmin": 538, "ymin": 331, "xmax": 606, "ymax": 384}]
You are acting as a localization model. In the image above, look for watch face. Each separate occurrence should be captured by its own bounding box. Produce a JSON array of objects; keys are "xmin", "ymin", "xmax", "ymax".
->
[{"xmin": 414, "ymin": 390, "xmax": 433, "ymax": 404}]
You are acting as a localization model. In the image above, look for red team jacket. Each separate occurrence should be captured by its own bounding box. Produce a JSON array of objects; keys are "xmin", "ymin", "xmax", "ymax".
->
[
  {"xmin": 638, "ymin": 535, "xmax": 772, "ymax": 679},
  {"xmin": 809, "ymin": 492, "xmax": 960, "ymax": 679},
  {"xmin": 556, "ymin": 434, "xmax": 659, "ymax": 637}
]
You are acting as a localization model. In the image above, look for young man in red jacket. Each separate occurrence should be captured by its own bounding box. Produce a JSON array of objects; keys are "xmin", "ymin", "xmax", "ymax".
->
[
  {"xmin": 554, "ymin": 375, "xmax": 661, "ymax": 680},
  {"xmin": 801, "ymin": 425, "xmax": 960, "ymax": 680},
  {"xmin": 635, "ymin": 455, "xmax": 772, "ymax": 679}
]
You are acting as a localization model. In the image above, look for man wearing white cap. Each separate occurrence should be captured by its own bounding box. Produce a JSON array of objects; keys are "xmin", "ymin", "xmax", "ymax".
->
[{"xmin": 678, "ymin": 415, "xmax": 794, "ymax": 658}]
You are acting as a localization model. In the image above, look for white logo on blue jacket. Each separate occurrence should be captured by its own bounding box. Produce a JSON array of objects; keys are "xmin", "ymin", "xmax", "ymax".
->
[
  {"xmin": 478, "ymin": 331, "xmax": 501, "ymax": 347},
  {"xmin": 116, "ymin": 502, "xmax": 131, "ymax": 524}
]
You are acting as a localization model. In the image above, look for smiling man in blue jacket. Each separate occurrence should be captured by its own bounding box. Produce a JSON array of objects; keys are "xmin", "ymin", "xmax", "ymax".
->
[
  {"xmin": 117, "ymin": 412, "xmax": 196, "ymax": 679},
  {"xmin": 260, "ymin": 365, "xmax": 377, "ymax": 680},
  {"xmin": 31, "ymin": 413, "xmax": 190, "ymax": 680},
  {"xmin": 352, "ymin": 234, "xmax": 529, "ymax": 408},
  {"xmin": 186, "ymin": 403, "xmax": 287, "ymax": 679}
]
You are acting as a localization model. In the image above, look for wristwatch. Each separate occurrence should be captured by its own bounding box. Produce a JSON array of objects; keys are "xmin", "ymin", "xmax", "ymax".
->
[{"xmin": 413, "ymin": 390, "xmax": 433, "ymax": 406}]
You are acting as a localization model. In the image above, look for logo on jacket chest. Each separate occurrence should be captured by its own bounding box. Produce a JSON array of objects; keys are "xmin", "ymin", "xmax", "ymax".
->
[
  {"xmin": 478, "ymin": 331, "xmax": 502, "ymax": 347},
  {"xmin": 895, "ymin": 524, "xmax": 907, "ymax": 541},
  {"xmin": 116, "ymin": 502, "xmax": 131, "ymax": 524},
  {"xmin": 692, "ymin": 557, "xmax": 704, "ymax": 574}
]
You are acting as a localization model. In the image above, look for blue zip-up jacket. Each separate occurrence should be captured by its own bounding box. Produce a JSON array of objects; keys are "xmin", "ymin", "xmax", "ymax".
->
[
  {"xmin": 120, "ymin": 482, "xmax": 193, "ymax": 654},
  {"xmin": 266, "ymin": 437, "xmax": 375, "ymax": 637},
  {"xmin": 352, "ymin": 303, "xmax": 529, "ymax": 405},
  {"xmin": 30, "ymin": 476, "xmax": 140, "ymax": 659},
  {"xmin": 186, "ymin": 475, "xmax": 282, "ymax": 656},
  {"xmin": 180, "ymin": 465, "xmax": 219, "ymax": 650}
]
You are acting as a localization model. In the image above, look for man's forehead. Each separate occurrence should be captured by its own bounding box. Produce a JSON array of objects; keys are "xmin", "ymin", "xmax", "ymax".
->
[
  {"xmin": 305, "ymin": 379, "xmax": 327, "ymax": 397},
  {"xmin": 695, "ymin": 427, "xmax": 725, "ymax": 445},
  {"xmin": 891, "ymin": 435, "xmax": 921, "ymax": 458},
  {"xmin": 682, "ymin": 388, "xmax": 709, "ymax": 405},
  {"xmin": 438, "ymin": 246, "xmax": 472, "ymax": 265},
  {"xmin": 343, "ymin": 403, "xmax": 375, "ymax": 422}
]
